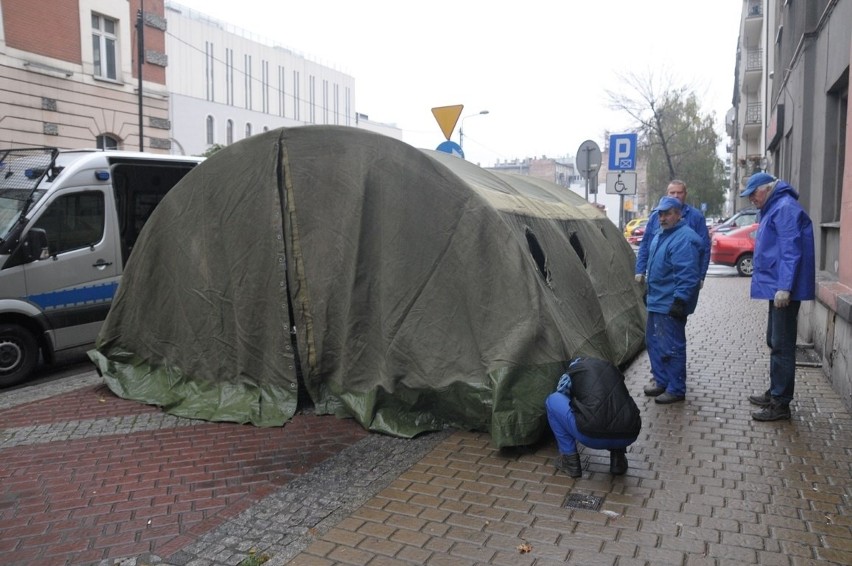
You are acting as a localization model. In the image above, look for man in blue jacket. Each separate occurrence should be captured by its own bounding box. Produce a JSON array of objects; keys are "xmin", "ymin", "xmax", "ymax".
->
[
  {"xmin": 641, "ymin": 196, "xmax": 704, "ymax": 404},
  {"xmin": 635, "ymin": 180, "xmax": 711, "ymax": 287},
  {"xmin": 740, "ymin": 173, "xmax": 815, "ymax": 421}
]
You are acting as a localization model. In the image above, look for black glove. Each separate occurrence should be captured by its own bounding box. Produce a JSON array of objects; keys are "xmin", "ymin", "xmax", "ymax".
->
[{"xmin": 668, "ymin": 298, "xmax": 687, "ymax": 321}]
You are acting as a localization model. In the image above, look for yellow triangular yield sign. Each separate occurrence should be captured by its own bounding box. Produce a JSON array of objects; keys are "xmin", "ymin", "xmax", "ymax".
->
[{"xmin": 431, "ymin": 105, "xmax": 464, "ymax": 141}]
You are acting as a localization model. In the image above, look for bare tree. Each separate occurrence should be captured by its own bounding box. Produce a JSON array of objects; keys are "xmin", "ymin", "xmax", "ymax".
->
[{"xmin": 606, "ymin": 70, "xmax": 726, "ymax": 215}]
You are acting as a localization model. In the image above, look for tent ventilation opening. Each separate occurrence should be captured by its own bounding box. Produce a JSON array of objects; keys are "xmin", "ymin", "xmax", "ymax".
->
[
  {"xmin": 525, "ymin": 228, "xmax": 551, "ymax": 286},
  {"xmin": 569, "ymin": 233, "xmax": 587, "ymax": 269}
]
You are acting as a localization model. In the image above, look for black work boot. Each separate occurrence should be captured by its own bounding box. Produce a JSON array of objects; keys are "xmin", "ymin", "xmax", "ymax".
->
[
  {"xmin": 555, "ymin": 453, "xmax": 582, "ymax": 478},
  {"xmin": 609, "ymin": 448, "xmax": 628, "ymax": 475},
  {"xmin": 751, "ymin": 400, "xmax": 791, "ymax": 421},
  {"xmin": 748, "ymin": 391, "xmax": 771, "ymax": 406}
]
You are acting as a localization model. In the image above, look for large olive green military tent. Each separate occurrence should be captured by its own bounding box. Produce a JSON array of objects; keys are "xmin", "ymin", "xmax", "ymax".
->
[{"xmin": 89, "ymin": 126, "xmax": 645, "ymax": 448}]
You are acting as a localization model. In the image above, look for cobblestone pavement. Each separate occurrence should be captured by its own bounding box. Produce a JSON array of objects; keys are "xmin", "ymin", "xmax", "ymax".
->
[{"xmin": 1, "ymin": 273, "xmax": 850, "ymax": 566}]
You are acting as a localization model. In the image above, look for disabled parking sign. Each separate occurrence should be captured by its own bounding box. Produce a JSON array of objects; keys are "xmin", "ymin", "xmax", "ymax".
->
[{"xmin": 608, "ymin": 133, "xmax": 637, "ymax": 170}]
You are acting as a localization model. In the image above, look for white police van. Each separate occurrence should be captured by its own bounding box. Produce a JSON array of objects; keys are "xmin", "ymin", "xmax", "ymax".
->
[{"xmin": 0, "ymin": 147, "xmax": 203, "ymax": 387}]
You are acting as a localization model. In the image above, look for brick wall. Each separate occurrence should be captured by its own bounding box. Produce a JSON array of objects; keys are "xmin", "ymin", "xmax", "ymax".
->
[
  {"xmin": 3, "ymin": 0, "xmax": 82, "ymax": 64},
  {"xmin": 129, "ymin": 0, "xmax": 166, "ymax": 85}
]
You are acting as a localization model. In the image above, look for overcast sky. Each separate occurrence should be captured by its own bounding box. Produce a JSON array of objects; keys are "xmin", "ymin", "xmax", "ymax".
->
[{"xmin": 170, "ymin": 0, "xmax": 743, "ymax": 167}]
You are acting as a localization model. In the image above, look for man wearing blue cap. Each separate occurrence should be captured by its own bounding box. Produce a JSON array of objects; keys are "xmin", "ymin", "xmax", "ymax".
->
[
  {"xmin": 740, "ymin": 173, "xmax": 815, "ymax": 421},
  {"xmin": 642, "ymin": 196, "xmax": 704, "ymax": 403},
  {"xmin": 635, "ymin": 180, "xmax": 711, "ymax": 288}
]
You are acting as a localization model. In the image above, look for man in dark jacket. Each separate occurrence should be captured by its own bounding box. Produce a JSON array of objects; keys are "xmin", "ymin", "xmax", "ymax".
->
[
  {"xmin": 545, "ymin": 357, "xmax": 642, "ymax": 478},
  {"xmin": 740, "ymin": 173, "xmax": 815, "ymax": 421}
]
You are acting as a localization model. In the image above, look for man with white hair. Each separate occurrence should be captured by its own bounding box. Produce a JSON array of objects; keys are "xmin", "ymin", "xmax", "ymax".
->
[
  {"xmin": 739, "ymin": 172, "xmax": 815, "ymax": 421},
  {"xmin": 635, "ymin": 180, "xmax": 711, "ymax": 287}
]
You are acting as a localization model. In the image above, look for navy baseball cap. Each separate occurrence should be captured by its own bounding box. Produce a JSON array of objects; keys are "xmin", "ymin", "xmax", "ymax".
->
[
  {"xmin": 653, "ymin": 196, "xmax": 682, "ymax": 212},
  {"xmin": 740, "ymin": 172, "xmax": 775, "ymax": 197}
]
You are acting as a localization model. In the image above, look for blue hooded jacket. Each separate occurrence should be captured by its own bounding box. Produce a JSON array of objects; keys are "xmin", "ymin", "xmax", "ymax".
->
[
  {"xmin": 636, "ymin": 203, "xmax": 711, "ymax": 280},
  {"xmin": 646, "ymin": 220, "xmax": 703, "ymax": 315},
  {"xmin": 750, "ymin": 180, "xmax": 815, "ymax": 301}
]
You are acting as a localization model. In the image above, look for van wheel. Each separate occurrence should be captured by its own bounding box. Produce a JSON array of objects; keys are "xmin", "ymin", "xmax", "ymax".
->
[
  {"xmin": 736, "ymin": 253, "xmax": 754, "ymax": 277},
  {"xmin": 0, "ymin": 324, "xmax": 39, "ymax": 388}
]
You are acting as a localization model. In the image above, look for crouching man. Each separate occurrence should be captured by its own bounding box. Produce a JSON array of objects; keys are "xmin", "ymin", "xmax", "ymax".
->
[{"xmin": 545, "ymin": 357, "xmax": 642, "ymax": 478}]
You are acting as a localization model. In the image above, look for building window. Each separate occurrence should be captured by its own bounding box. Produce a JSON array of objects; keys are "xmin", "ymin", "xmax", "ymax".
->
[
  {"xmin": 244, "ymin": 54, "xmax": 252, "ymax": 110},
  {"xmin": 820, "ymin": 82, "xmax": 847, "ymax": 275},
  {"xmin": 205, "ymin": 41, "xmax": 215, "ymax": 101},
  {"xmin": 293, "ymin": 70, "xmax": 300, "ymax": 121},
  {"xmin": 206, "ymin": 116, "xmax": 214, "ymax": 145},
  {"xmin": 345, "ymin": 87, "xmax": 351, "ymax": 126},
  {"xmin": 225, "ymin": 48, "xmax": 234, "ymax": 105},
  {"xmin": 245, "ymin": 122, "xmax": 252, "ymax": 137},
  {"xmin": 92, "ymin": 14, "xmax": 118, "ymax": 80},
  {"xmin": 323, "ymin": 80, "xmax": 329, "ymax": 124},
  {"xmin": 226, "ymin": 119, "xmax": 234, "ymax": 145},
  {"xmin": 278, "ymin": 66, "xmax": 286, "ymax": 117},
  {"xmin": 96, "ymin": 134, "xmax": 119, "ymax": 150},
  {"xmin": 262, "ymin": 60, "xmax": 269, "ymax": 114},
  {"xmin": 309, "ymin": 75, "xmax": 316, "ymax": 124},
  {"xmin": 334, "ymin": 83, "xmax": 339, "ymax": 125}
]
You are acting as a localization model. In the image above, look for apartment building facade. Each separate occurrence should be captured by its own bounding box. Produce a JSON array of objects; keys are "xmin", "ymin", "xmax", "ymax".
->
[
  {"xmin": 731, "ymin": 0, "xmax": 851, "ymax": 409},
  {"xmin": 0, "ymin": 0, "xmax": 172, "ymax": 151},
  {"xmin": 1, "ymin": 0, "xmax": 401, "ymax": 155}
]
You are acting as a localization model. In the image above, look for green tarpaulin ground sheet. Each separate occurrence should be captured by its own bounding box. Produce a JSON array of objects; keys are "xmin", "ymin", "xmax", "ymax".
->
[{"xmin": 89, "ymin": 126, "xmax": 646, "ymax": 448}]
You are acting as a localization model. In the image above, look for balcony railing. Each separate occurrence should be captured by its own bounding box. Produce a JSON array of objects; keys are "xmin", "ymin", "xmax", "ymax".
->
[
  {"xmin": 746, "ymin": 48, "xmax": 763, "ymax": 72},
  {"xmin": 747, "ymin": 0, "xmax": 762, "ymax": 17},
  {"xmin": 746, "ymin": 103, "xmax": 762, "ymax": 124}
]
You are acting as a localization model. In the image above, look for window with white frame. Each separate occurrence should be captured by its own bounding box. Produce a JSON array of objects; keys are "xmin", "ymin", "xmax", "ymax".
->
[
  {"xmin": 92, "ymin": 13, "xmax": 118, "ymax": 80},
  {"xmin": 245, "ymin": 122, "xmax": 252, "ymax": 137},
  {"xmin": 96, "ymin": 134, "xmax": 119, "ymax": 150},
  {"xmin": 227, "ymin": 119, "xmax": 234, "ymax": 145}
]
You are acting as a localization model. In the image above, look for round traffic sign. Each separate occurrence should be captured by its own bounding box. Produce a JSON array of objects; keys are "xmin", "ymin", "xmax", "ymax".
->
[
  {"xmin": 436, "ymin": 140, "xmax": 464, "ymax": 158},
  {"xmin": 576, "ymin": 140, "xmax": 602, "ymax": 179}
]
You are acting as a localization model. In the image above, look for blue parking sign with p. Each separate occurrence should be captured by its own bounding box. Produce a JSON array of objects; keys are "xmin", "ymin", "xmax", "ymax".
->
[{"xmin": 608, "ymin": 133, "xmax": 637, "ymax": 170}]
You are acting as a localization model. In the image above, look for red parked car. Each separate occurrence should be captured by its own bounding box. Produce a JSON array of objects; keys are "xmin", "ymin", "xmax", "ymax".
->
[
  {"xmin": 710, "ymin": 223, "xmax": 758, "ymax": 276},
  {"xmin": 627, "ymin": 221, "xmax": 649, "ymax": 245}
]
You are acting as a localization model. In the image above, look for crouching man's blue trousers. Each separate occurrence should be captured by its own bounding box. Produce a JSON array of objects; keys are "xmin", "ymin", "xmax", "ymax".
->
[{"xmin": 545, "ymin": 393, "xmax": 638, "ymax": 455}]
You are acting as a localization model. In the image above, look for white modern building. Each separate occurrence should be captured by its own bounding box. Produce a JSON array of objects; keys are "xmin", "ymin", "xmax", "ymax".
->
[{"xmin": 165, "ymin": 2, "xmax": 401, "ymax": 156}]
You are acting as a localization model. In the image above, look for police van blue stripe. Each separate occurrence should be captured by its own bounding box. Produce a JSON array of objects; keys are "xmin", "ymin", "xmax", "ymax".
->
[{"xmin": 28, "ymin": 282, "xmax": 118, "ymax": 310}]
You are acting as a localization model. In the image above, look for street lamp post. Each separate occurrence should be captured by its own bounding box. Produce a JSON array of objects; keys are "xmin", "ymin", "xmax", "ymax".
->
[{"xmin": 459, "ymin": 110, "xmax": 489, "ymax": 153}]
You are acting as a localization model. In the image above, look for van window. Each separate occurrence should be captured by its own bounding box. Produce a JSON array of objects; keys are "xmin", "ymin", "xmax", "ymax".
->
[
  {"xmin": 111, "ymin": 161, "xmax": 197, "ymax": 264},
  {"xmin": 33, "ymin": 192, "xmax": 105, "ymax": 255}
]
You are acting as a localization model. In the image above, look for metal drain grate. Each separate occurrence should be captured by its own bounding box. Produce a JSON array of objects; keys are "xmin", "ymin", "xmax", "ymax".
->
[{"xmin": 563, "ymin": 493, "xmax": 604, "ymax": 511}]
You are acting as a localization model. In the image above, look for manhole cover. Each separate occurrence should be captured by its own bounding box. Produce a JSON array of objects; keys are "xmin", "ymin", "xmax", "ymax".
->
[
  {"xmin": 795, "ymin": 346, "xmax": 821, "ymax": 367},
  {"xmin": 563, "ymin": 493, "xmax": 603, "ymax": 511}
]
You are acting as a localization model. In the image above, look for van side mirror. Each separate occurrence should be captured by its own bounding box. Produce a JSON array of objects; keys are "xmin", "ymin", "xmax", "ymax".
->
[{"xmin": 23, "ymin": 228, "xmax": 50, "ymax": 262}]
